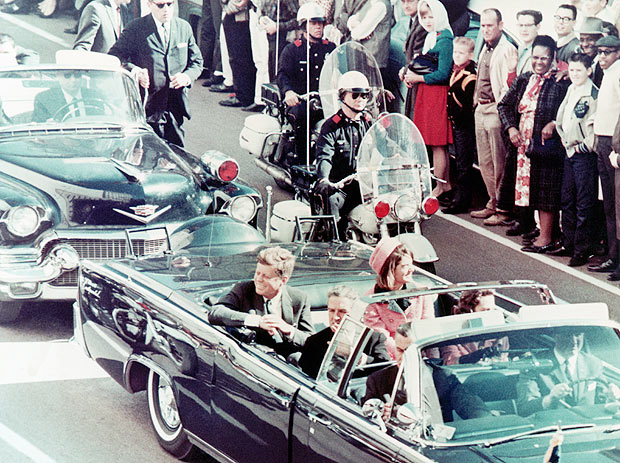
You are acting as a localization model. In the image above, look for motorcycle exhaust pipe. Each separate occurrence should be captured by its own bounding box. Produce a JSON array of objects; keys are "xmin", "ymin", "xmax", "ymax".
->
[{"xmin": 254, "ymin": 158, "xmax": 293, "ymax": 187}]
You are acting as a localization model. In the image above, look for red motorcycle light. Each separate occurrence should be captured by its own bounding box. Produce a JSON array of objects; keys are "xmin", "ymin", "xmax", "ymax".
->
[
  {"xmin": 218, "ymin": 160, "xmax": 239, "ymax": 182},
  {"xmin": 374, "ymin": 201, "xmax": 390, "ymax": 218},
  {"xmin": 422, "ymin": 197, "xmax": 439, "ymax": 215}
]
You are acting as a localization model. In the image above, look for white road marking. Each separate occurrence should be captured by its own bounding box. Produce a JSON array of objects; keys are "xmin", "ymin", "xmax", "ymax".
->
[
  {"xmin": 0, "ymin": 340, "xmax": 107, "ymax": 386},
  {"xmin": 0, "ymin": 12, "xmax": 71, "ymax": 48},
  {"xmin": 437, "ymin": 211, "xmax": 620, "ymax": 298},
  {"xmin": 0, "ymin": 422, "xmax": 55, "ymax": 463}
]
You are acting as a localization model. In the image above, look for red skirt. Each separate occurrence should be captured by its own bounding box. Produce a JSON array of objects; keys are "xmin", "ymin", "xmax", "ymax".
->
[{"xmin": 413, "ymin": 83, "xmax": 453, "ymax": 146}]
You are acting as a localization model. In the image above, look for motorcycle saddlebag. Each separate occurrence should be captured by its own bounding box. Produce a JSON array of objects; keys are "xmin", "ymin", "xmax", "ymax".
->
[{"xmin": 239, "ymin": 113, "xmax": 281, "ymax": 157}]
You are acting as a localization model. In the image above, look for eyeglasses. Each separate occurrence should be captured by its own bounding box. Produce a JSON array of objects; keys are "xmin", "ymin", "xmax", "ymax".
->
[
  {"xmin": 518, "ymin": 23, "xmax": 536, "ymax": 28},
  {"xmin": 151, "ymin": 1, "xmax": 174, "ymax": 8},
  {"xmin": 62, "ymin": 71, "xmax": 81, "ymax": 79},
  {"xmin": 351, "ymin": 91, "xmax": 370, "ymax": 99},
  {"xmin": 598, "ymin": 49, "xmax": 619, "ymax": 56},
  {"xmin": 553, "ymin": 15, "xmax": 574, "ymax": 24}
]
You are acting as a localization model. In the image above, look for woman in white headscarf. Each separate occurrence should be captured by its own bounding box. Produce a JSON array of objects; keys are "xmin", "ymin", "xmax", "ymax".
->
[{"xmin": 402, "ymin": 0, "xmax": 453, "ymax": 200}]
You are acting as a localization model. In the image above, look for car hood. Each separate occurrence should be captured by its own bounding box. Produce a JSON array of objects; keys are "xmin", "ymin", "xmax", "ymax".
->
[{"xmin": 0, "ymin": 132, "xmax": 210, "ymax": 226}]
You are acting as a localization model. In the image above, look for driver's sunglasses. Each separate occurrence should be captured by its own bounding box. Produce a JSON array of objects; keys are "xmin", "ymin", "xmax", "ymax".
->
[
  {"xmin": 351, "ymin": 91, "xmax": 370, "ymax": 100},
  {"xmin": 62, "ymin": 71, "xmax": 81, "ymax": 79},
  {"xmin": 152, "ymin": 0, "xmax": 174, "ymax": 7}
]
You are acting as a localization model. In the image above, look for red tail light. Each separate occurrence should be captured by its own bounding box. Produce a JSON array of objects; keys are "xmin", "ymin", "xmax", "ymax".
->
[
  {"xmin": 422, "ymin": 197, "xmax": 439, "ymax": 215},
  {"xmin": 374, "ymin": 201, "xmax": 390, "ymax": 218},
  {"xmin": 218, "ymin": 160, "xmax": 239, "ymax": 182}
]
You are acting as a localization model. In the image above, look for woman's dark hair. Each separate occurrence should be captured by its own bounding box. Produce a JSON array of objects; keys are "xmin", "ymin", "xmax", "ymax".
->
[
  {"xmin": 569, "ymin": 52, "xmax": 593, "ymax": 69},
  {"xmin": 376, "ymin": 244, "xmax": 414, "ymax": 290},
  {"xmin": 453, "ymin": 289, "xmax": 494, "ymax": 315},
  {"xmin": 532, "ymin": 35, "xmax": 557, "ymax": 58}
]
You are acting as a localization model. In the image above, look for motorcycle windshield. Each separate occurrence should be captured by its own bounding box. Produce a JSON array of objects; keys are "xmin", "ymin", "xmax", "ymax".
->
[
  {"xmin": 318, "ymin": 42, "xmax": 385, "ymax": 119},
  {"xmin": 357, "ymin": 113, "xmax": 431, "ymax": 206}
]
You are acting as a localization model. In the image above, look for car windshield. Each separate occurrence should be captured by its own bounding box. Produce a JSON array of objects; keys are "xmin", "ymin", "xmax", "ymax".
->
[
  {"xmin": 0, "ymin": 68, "xmax": 145, "ymax": 128},
  {"xmin": 396, "ymin": 324, "xmax": 620, "ymax": 445}
]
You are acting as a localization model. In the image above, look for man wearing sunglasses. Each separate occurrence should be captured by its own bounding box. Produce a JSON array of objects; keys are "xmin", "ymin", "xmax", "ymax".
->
[
  {"xmin": 32, "ymin": 70, "xmax": 101, "ymax": 122},
  {"xmin": 314, "ymin": 71, "xmax": 373, "ymax": 238},
  {"xmin": 108, "ymin": 0, "xmax": 203, "ymax": 146}
]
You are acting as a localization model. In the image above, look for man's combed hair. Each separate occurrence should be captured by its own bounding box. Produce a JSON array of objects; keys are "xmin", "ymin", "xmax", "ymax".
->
[
  {"xmin": 257, "ymin": 246, "xmax": 296, "ymax": 278},
  {"xmin": 327, "ymin": 285, "xmax": 359, "ymax": 302},
  {"xmin": 482, "ymin": 8, "xmax": 502, "ymax": 23},
  {"xmin": 517, "ymin": 9, "xmax": 543, "ymax": 26}
]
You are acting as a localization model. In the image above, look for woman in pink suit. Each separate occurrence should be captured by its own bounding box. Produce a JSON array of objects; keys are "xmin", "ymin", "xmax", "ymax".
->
[{"xmin": 364, "ymin": 237, "xmax": 436, "ymax": 359}]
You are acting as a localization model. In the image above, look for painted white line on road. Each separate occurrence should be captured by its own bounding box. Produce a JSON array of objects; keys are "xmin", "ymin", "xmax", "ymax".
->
[
  {"xmin": 0, "ymin": 12, "xmax": 71, "ymax": 48},
  {"xmin": 0, "ymin": 422, "xmax": 55, "ymax": 463},
  {"xmin": 0, "ymin": 340, "xmax": 107, "ymax": 386},
  {"xmin": 437, "ymin": 211, "xmax": 620, "ymax": 298}
]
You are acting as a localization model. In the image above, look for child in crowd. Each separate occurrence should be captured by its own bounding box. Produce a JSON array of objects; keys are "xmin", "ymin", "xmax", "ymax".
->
[
  {"xmin": 442, "ymin": 36, "xmax": 477, "ymax": 214},
  {"xmin": 555, "ymin": 52, "xmax": 599, "ymax": 266}
]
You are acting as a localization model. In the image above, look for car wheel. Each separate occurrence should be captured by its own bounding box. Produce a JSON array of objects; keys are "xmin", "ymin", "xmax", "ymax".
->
[
  {"xmin": 147, "ymin": 369, "xmax": 197, "ymax": 460},
  {"xmin": 0, "ymin": 301, "xmax": 23, "ymax": 324}
]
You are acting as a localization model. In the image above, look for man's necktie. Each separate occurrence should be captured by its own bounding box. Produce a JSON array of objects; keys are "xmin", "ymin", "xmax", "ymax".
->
[{"xmin": 162, "ymin": 24, "xmax": 169, "ymax": 49}]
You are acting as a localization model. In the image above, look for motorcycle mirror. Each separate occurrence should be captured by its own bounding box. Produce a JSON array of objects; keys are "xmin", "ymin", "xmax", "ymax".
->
[{"xmin": 396, "ymin": 403, "xmax": 423, "ymax": 426}]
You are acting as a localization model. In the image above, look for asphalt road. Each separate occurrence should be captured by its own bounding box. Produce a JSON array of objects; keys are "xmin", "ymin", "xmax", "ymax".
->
[{"xmin": 1, "ymin": 9, "xmax": 619, "ymax": 463}]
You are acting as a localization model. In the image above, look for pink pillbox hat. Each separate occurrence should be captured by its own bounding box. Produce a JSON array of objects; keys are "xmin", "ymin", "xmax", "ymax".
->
[{"xmin": 369, "ymin": 236, "xmax": 402, "ymax": 274}]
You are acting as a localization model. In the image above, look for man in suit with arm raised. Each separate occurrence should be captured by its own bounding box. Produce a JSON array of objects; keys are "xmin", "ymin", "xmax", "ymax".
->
[{"xmin": 208, "ymin": 246, "xmax": 314, "ymax": 355}]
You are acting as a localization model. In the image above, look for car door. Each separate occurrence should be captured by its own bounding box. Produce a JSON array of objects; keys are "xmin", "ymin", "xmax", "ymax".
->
[
  {"xmin": 293, "ymin": 318, "xmax": 400, "ymax": 463},
  {"xmin": 206, "ymin": 336, "xmax": 301, "ymax": 462}
]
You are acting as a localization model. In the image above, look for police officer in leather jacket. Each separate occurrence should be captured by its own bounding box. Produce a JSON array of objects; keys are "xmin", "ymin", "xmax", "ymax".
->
[
  {"xmin": 277, "ymin": 3, "xmax": 335, "ymax": 161},
  {"xmin": 315, "ymin": 71, "xmax": 373, "ymax": 237}
]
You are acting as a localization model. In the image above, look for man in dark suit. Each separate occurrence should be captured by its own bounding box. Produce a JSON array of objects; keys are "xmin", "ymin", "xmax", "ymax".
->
[
  {"xmin": 108, "ymin": 0, "xmax": 203, "ymax": 146},
  {"xmin": 74, "ymin": 0, "xmax": 132, "ymax": 53},
  {"xmin": 363, "ymin": 322, "xmax": 490, "ymax": 423},
  {"xmin": 208, "ymin": 246, "xmax": 314, "ymax": 352},
  {"xmin": 32, "ymin": 71, "xmax": 101, "ymax": 122},
  {"xmin": 516, "ymin": 328, "xmax": 607, "ymax": 416},
  {"xmin": 299, "ymin": 285, "xmax": 390, "ymax": 379}
]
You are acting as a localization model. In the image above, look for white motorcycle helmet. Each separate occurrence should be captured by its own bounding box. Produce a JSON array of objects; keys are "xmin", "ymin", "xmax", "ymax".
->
[
  {"xmin": 297, "ymin": 2, "xmax": 326, "ymax": 26},
  {"xmin": 337, "ymin": 71, "xmax": 371, "ymax": 100}
]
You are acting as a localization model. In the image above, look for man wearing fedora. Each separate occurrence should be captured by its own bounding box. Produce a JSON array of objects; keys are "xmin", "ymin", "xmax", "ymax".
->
[{"xmin": 577, "ymin": 16, "xmax": 606, "ymax": 85}]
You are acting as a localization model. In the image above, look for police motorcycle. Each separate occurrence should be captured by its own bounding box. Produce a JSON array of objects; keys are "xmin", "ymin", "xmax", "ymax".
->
[
  {"xmin": 263, "ymin": 44, "xmax": 438, "ymax": 270},
  {"xmin": 239, "ymin": 2, "xmax": 330, "ymax": 193},
  {"xmin": 346, "ymin": 112, "xmax": 440, "ymax": 270}
]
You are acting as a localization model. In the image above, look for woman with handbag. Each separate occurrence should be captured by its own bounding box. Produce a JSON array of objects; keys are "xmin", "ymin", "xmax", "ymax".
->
[
  {"xmin": 497, "ymin": 35, "xmax": 570, "ymax": 253},
  {"xmin": 402, "ymin": 0, "xmax": 453, "ymax": 199}
]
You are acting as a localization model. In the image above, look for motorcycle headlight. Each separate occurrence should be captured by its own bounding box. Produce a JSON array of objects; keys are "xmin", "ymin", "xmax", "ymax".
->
[
  {"xmin": 393, "ymin": 194, "xmax": 419, "ymax": 222},
  {"xmin": 225, "ymin": 196, "xmax": 257, "ymax": 223},
  {"xmin": 5, "ymin": 206, "xmax": 41, "ymax": 237}
]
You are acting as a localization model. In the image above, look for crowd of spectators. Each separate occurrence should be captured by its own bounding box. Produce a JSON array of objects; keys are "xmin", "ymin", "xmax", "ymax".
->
[{"xmin": 5, "ymin": 0, "xmax": 620, "ymax": 278}]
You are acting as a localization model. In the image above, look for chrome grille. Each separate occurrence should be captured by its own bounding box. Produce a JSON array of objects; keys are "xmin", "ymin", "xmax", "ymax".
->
[{"xmin": 50, "ymin": 238, "xmax": 168, "ymax": 287}]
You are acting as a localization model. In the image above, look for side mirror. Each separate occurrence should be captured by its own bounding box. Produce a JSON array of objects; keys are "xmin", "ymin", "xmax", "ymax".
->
[
  {"xmin": 396, "ymin": 403, "xmax": 423, "ymax": 427},
  {"xmin": 362, "ymin": 398, "xmax": 384, "ymax": 418},
  {"xmin": 362, "ymin": 398, "xmax": 387, "ymax": 432}
]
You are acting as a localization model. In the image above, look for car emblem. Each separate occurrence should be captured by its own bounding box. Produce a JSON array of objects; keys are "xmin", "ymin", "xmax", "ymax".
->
[
  {"xmin": 113, "ymin": 205, "xmax": 172, "ymax": 224},
  {"xmin": 130, "ymin": 204, "xmax": 159, "ymax": 216}
]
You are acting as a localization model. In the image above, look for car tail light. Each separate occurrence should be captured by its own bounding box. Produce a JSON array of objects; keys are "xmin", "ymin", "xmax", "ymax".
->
[
  {"xmin": 218, "ymin": 160, "xmax": 239, "ymax": 182},
  {"xmin": 200, "ymin": 150, "xmax": 239, "ymax": 182},
  {"xmin": 422, "ymin": 196, "xmax": 439, "ymax": 215},
  {"xmin": 374, "ymin": 201, "xmax": 390, "ymax": 219}
]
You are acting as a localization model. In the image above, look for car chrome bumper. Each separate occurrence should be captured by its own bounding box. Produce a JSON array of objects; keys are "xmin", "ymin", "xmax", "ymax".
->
[{"xmin": 0, "ymin": 244, "xmax": 80, "ymax": 296}]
